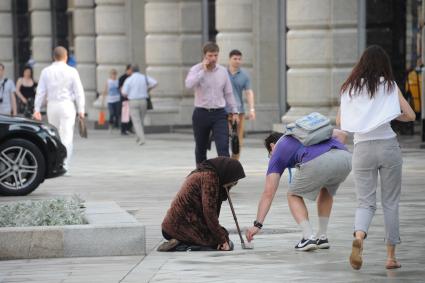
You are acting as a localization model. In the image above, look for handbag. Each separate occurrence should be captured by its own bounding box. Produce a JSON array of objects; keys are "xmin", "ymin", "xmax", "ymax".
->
[
  {"xmin": 146, "ymin": 96, "xmax": 153, "ymax": 110},
  {"xmin": 93, "ymin": 95, "xmax": 106, "ymax": 109},
  {"xmin": 78, "ymin": 116, "xmax": 88, "ymax": 138},
  {"xmin": 230, "ymin": 122, "xmax": 240, "ymax": 155},
  {"xmin": 144, "ymin": 74, "xmax": 153, "ymax": 110}
]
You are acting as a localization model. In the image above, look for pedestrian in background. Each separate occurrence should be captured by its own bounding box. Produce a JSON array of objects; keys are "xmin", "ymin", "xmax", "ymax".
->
[
  {"xmin": 185, "ymin": 42, "xmax": 239, "ymax": 166},
  {"xmin": 119, "ymin": 64, "xmax": 134, "ymax": 135},
  {"xmin": 15, "ymin": 66, "xmax": 37, "ymax": 118},
  {"xmin": 338, "ymin": 45, "xmax": 416, "ymax": 270},
  {"xmin": 102, "ymin": 69, "xmax": 121, "ymax": 130},
  {"xmin": 0, "ymin": 63, "xmax": 17, "ymax": 116},
  {"xmin": 226, "ymin": 49, "xmax": 256, "ymax": 160},
  {"xmin": 122, "ymin": 65, "xmax": 157, "ymax": 145},
  {"xmin": 33, "ymin": 46, "xmax": 85, "ymax": 173}
]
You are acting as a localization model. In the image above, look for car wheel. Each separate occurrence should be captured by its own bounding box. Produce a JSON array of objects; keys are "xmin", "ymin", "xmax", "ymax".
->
[{"xmin": 0, "ymin": 138, "xmax": 46, "ymax": 196}]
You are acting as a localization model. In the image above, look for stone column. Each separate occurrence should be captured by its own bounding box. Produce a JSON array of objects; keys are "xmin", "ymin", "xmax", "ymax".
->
[
  {"xmin": 73, "ymin": 0, "xmax": 97, "ymax": 120},
  {"xmin": 216, "ymin": 0, "xmax": 280, "ymax": 131},
  {"xmin": 284, "ymin": 0, "xmax": 358, "ymax": 124},
  {"xmin": 144, "ymin": 0, "xmax": 202, "ymax": 126},
  {"xmin": 95, "ymin": 0, "xmax": 128, "ymax": 99},
  {"xmin": 0, "ymin": 0, "xmax": 14, "ymax": 79},
  {"xmin": 29, "ymin": 0, "xmax": 52, "ymax": 80}
]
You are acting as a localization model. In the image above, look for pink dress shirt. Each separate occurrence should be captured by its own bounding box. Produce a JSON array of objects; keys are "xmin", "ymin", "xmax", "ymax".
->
[{"xmin": 185, "ymin": 63, "xmax": 238, "ymax": 113}]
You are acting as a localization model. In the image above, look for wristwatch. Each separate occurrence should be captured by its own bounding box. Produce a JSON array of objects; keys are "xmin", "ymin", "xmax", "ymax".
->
[{"xmin": 253, "ymin": 220, "xmax": 263, "ymax": 229}]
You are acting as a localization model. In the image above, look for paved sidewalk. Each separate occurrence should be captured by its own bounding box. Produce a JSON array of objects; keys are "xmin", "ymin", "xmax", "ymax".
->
[{"xmin": 0, "ymin": 130, "xmax": 424, "ymax": 283}]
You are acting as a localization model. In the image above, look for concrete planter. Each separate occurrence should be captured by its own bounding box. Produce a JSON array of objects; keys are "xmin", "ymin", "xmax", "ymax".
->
[{"xmin": 0, "ymin": 202, "xmax": 145, "ymax": 260}]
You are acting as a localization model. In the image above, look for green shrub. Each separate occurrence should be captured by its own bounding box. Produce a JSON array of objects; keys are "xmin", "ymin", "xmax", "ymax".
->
[{"xmin": 0, "ymin": 196, "xmax": 86, "ymax": 227}]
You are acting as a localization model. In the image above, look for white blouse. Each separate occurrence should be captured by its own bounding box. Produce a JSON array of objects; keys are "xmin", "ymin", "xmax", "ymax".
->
[{"xmin": 340, "ymin": 77, "xmax": 400, "ymax": 144}]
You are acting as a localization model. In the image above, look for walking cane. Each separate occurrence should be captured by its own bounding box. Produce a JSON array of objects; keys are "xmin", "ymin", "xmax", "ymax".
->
[{"xmin": 225, "ymin": 187, "xmax": 253, "ymax": 249}]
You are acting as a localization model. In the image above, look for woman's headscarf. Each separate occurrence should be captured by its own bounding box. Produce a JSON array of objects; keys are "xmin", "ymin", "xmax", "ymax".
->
[{"xmin": 191, "ymin": 157, "xmax": 246, "ymax": 201}]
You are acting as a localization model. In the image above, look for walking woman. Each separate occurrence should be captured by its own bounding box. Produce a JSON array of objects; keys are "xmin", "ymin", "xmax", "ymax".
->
[
  {"xmin": 158, "ymin": 157, "xmax": 245, "ymax": 252},
  {"xmin": 338, "ymin": 45, "xmax": 415, "ymax": 270},
  {"xmin": 15, "ymin": 66, "xmax": 37, "ymax": 117}
]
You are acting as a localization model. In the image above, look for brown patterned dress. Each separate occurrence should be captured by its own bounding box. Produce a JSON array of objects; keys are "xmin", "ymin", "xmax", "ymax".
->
[{"xmin": 161, "ymin": 171, "xmax": 229, "ymax": 247}]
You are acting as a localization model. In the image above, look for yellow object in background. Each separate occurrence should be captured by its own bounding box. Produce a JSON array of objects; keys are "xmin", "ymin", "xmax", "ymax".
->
[{"xmin": 405, "ymin": 69, "xmax": 422, "ymax": 113}]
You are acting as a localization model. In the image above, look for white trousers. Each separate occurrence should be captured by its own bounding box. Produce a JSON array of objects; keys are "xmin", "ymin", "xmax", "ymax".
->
[
  {"xmin": 129, "ymin": 99, "xmax": 147, "ymax": 143},
  {"xmin": 47, "ymin": 100, "xmax": 76, "ymax": 170}
]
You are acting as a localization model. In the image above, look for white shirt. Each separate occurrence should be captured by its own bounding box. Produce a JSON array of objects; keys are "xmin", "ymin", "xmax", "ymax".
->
[
  {"xmin": 340, "ymin": 78, "xmax": 400, "ymax": 143},
  {"xmin": 34, "ymin": 61, "xmax": 85, "ymax": 113},
  {"xmin": 122, "ymin": 72, "xmax": 157, "ymax": 100},
  {"xmin": 0, "ymin": 77, "xmax": 16, "ymax": 115},
  {"xmin": 353, "ymin": 123, "xmax": 396, "ymax": 144}
]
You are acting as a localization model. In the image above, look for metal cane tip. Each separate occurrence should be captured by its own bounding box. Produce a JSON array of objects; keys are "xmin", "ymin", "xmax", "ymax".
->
[{"xmin": 242, "ymin": 242, "xmax": 254, "ymax": 249}]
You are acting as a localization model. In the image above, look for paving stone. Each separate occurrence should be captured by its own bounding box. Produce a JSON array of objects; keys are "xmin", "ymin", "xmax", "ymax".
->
[{"xmin": 0, "ymin": 131, "xmax": 423, "ymax": 282}]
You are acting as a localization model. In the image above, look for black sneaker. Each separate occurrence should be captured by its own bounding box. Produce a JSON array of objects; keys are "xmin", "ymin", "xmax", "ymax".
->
[
  {"xmin": 316, "ymin": 236, "xmax": 330, "ymax": 249},
  {"xmin": 294, "ymin": 237, "xmax": 318, "ymax": 251}
]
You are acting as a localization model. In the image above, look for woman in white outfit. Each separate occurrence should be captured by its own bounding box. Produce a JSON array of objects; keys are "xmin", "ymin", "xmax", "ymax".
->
[{"xmin": 338, "ymin": 45, "xmax": 415, "ymax": 270}]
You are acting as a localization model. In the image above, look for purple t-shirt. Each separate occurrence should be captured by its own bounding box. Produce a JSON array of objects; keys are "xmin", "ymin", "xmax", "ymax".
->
[{"xmin": 267, "ymin": 136, "xmax": 348, "ymax": 176}]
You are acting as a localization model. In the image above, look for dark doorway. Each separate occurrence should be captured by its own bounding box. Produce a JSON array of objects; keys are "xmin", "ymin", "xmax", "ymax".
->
[
  {"xmin": 366, "ymin": 0, "xmax": 406, "ymax": 88},
  {"xmin": 51, "ymin": 0, "xmax": 68, "ymax": 49},
  {"xmin": 11, "ymin": 0, "xmax": 31, "ymax": 80},
  {"xmin": 208, "ymin": 0, "xmax": 217, "ymax": 41}
]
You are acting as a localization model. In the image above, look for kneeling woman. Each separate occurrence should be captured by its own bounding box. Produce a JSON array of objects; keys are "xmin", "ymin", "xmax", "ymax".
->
[{"xmin": 159, "ymin": 157, "xmax": 245, "ymax": 251}]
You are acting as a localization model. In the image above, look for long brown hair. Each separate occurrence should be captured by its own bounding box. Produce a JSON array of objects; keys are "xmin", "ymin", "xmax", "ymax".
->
[{"xmin": 340, "ymin": 45, "xmax": 395, "ymax": 98}]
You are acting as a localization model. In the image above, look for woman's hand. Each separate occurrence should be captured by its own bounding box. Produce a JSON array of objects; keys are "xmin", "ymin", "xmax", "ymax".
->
[
  {"xmin": 246, "ymin": 226, "xmax": 260, "ymax": 242},
  {"xmin": 217, "ymin": 242, "xmax": 231, "ymax": 251}
]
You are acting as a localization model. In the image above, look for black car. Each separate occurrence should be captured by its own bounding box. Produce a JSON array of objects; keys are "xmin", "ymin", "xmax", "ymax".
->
[{"xmin": 0, "ymin": 115, "xmax": 66, "ymax": 196}]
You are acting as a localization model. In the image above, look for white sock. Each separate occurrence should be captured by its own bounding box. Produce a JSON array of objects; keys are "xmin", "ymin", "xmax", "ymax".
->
[
  {"xmin": 299, "ymin": 220, "xmax": 313, "ymax": 239},
  {"xmin": 317, "ymin": 217, "xmax": 329, "ymax": 238}
]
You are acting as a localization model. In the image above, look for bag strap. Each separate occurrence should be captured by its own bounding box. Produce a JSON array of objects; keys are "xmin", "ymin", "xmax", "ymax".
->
[{"xmin": 0, "ymin": 78, "xmax": 8, "ymax": 97}]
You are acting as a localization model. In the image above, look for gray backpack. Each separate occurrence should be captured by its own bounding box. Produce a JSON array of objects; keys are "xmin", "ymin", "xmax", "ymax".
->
[{"xmin": 283, "ymin": 112, "xmax": 333, "ymax": 146}]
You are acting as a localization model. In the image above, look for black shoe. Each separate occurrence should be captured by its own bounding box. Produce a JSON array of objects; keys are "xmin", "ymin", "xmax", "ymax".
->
[
  {"xmin": 316, "ymin": 236, "xmax": 330, "ymax": 249},
  {"xmin": 294, "ymin": 237, "xmax": 318, "ymax": 251}
]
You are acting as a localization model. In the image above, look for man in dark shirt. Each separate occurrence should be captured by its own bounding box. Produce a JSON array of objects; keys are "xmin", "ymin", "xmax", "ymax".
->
[{"xmin": 119, "ymin": 64, "xmax": 133, "ymax": 135}]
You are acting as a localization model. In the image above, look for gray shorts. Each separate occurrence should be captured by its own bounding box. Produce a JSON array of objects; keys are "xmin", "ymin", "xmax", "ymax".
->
[{"xmin": 289, "ymin": 149, "xmax": 352, "ymax": 201}]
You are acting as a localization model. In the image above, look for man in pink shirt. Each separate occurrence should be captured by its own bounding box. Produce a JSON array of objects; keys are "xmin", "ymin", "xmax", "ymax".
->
[{"xmin": 185, "ymin": 42, "xmax": 239, "ymax": 165}]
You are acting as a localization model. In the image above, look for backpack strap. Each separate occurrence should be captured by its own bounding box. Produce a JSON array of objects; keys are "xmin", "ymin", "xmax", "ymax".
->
[{"xmin": 0, "ymin": 78, "xmax": 8, "ymax": 98}]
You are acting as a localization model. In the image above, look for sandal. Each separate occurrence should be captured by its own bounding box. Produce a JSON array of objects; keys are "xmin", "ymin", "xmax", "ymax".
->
[
  {"xmin": 386, "ymin": 258, "xmax": 401, "ymax": 269},
  {"xmin": 349, "ymin": 239, "xmax": 363, "ymax": 270}
]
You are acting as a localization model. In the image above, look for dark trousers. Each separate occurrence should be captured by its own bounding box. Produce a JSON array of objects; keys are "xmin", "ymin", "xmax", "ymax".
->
[
  {"xmin": 192, "ymin": 107, "xmax": 229, "ymax": 165},
  {"xmin": 108, "ymin": 101, "xmax": 121, "ymax": 128}
]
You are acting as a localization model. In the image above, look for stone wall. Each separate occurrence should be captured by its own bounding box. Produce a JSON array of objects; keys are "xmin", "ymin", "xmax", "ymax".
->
[
  {"xmin": 0, "ymin": 0, "xmax": 14, "ymax": 79},
  {"xmin": 216, "ymin": 0, "xmax": 280, "ymax": 131},
  {"xmin": 284, "ymin": 0, "xmax": 358, "ymax": 124},
  {"xmin": 144, "ymin": 0, "xmax": 202, "ymax": 126},
  {"xmin": 74, "ymin": 0, "xmax": 97, "ymax": 119},
  {"xmin": 29, "ymin": 0, "xmax": 52, "ymax": 80}
]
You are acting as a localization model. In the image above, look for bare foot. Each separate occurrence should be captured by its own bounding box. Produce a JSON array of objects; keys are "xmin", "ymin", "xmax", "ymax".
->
[{"xmin": 349, "ymin": 239, "xmax": 363, "ymax": 270}]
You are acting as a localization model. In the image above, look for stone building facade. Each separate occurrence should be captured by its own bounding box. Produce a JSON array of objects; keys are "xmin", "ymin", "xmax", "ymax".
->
[{"xmin": 0, "ymin": 0, "xmax": 421, "ymax": 131}]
